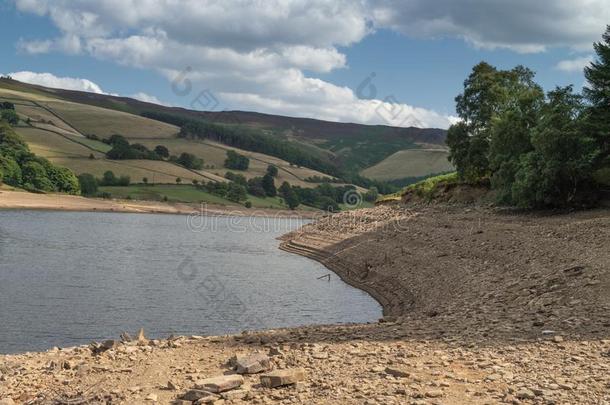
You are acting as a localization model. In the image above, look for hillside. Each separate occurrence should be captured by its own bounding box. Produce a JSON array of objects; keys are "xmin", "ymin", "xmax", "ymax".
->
[
  {"xmin": 2, "ymin": 81, "xmax": 368, "ymax": 210},
  {"xmin": 0, "ymin": 78, "xmax": 449, "ymax": 182}
]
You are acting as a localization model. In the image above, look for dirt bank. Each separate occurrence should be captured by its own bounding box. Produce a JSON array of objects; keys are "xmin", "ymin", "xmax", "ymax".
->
[
  {"xmin": 0, "ymin": 203, "xmax": 609, "ymax": 404},
  {"xmin": 0, "ymin": 189, "xmax": 319, "ymax": 218}
]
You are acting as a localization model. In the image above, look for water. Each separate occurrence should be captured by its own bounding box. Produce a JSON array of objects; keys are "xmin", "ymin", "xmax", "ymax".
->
[{"xmin": 0, "ymin": 210, "xmax": 381, "ymax": 354}]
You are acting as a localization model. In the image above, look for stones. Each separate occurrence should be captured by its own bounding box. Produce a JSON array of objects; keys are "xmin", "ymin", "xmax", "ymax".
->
[
  {"xmin": 385, "ymin": 367, "xmax": 410, "ymax": 378},
  {"xmin": 194, "ymin": 375, "xmax": 244, "ymax": 393},
  {"xmin": 231, "ymin": 352, "xmax": 271, "ymax": 374},
  {"xmin": 181, "ymin": 389, "xmax": 218, "ymax": 401},
  {"xmin": 515, "ymin": 388, "xmax": 536, "ymax": 400},
  {"xmin": 260, "ymin": 368, "xmax": 305, "ymax": 388}
]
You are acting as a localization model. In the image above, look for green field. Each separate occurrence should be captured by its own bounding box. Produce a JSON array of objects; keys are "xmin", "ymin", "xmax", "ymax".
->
[
  {"xmin": 43, "ymin": 100, "xmax": 180, "ymax": 139},
  {"xmin": 99, "ymin": 184, "xmax": 290, "ymax": 209},
  {"xmin": 361, "ymin": 148, "xmax": 454, "ymax": 181}
]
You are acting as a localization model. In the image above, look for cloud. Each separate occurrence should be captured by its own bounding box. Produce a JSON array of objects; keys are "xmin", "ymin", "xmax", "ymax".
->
[
  {"xmin": 13, "ymin": 0, "xmax": 608, "ymax": 128},
  {"xmin": 371, "ymin": 0, "xmax": 610, "ymax": 53},
  {"xmin": 129, "ymin": 91, "xmax": 169, "ymax": 106},
  {"xmin": 8, "ymin": 71, "xmax": 106, "ymax": 93},
  {"xmin": 555, "ymin": 55, "xmax": 594, "ymax": 73}
]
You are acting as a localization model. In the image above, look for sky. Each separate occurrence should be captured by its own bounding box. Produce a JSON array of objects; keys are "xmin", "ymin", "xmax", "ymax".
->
[{"xmin": 0, "ymin": 0, "xmax": 606, "ymax": 129}]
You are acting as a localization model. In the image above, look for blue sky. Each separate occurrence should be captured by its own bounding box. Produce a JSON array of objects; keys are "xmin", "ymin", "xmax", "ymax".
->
[{"xmin": 0, "ymin": 1, "xmax": 602, "ymax": 128}]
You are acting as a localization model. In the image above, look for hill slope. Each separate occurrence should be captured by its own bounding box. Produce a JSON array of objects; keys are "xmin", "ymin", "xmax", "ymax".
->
[{"xmin": 0, "ymin": 78, "xmax": 448, "ymax": 181}]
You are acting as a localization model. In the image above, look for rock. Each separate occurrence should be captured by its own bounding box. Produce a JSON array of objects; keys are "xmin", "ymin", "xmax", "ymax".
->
[
  {"xmin": 137, "ymin": 328, "xmax": 149, "ymax": 345},
  {"xmin": 385, "ymin": 367, "xmax": 410, "ymax": 378},
  {"xmin": 0, "ymin": 399, "xmax": 15, "ymax": 405},
  {"xmin": 515, "ymin": 388, "xmax": 536, "ymax": 400},
  {"xmin": 145, "ymin": 393, "xmax": 158, "ymax": 401},
  {"xmin": 171, "ymin": 401, "xmax": 193, "ymax": 405},
  {"xmin": 425, "ymin": 390, "xmax": 444, "ymax": 398},
  {"xmin": 311, "ymin": 351, "xmax": 329, "ymax": 360},
  {"xmin": 260, "ymin": 368, "xmax": 305, "ymax": 388},
  {"xmin": 553, "ymin": 336, "xmax": 564, "ymax": 343},
  {"xmin": 231, "ymin": 353, "xmax": 271, "ymax": 374},
  {"xmin": 181, "ymin": 389, "xmax": 218, "ymax": 401},
  {"xmin": 221, "ymin": 389, "xmax": 248, "ymax": 400},
  {"xmin": 120, "ymin": 331, "xmax": 133, "ymax": 342},
  {"xmin": 167, "ymin": 379, "xmax": 180, "ymax": 390},
  {"xmin": 194, "ymin": 375, "xmax": 244, "ymax": 393}
]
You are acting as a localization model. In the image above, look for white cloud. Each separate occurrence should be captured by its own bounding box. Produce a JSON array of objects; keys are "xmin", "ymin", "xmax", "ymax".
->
[
  {"xmin": 129, "ymin": 91, "xmax": 168, "ymax": 106},
  {"xmin": 12, "ymin": 0, "xmax": 609, "ymax": 128},
  {"xmin": 555, "ymin": 55, "xmax": 594, "ymax": 73},
  {"xmin": 8, "ymin": 71, "xmax": 106, "ymax": 94}
]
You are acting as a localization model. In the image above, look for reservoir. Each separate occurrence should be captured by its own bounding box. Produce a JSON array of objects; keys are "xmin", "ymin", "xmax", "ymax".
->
[{"xmin": 0, "ymin": 210, "xmax": 381, "ymax": 353}]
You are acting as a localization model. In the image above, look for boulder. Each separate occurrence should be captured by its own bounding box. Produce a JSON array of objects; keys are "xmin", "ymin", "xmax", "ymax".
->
[
  {"xmin": 194, "ymin": 375, "xmax": 244, "ymax": 393},
  {"xmin": 231, "ymin": 353, "xmax": 271, "ymax": 374},
  {"xmin": 260, "ymin": 368, "xmax": 305, "ymax": 388},
  {"xmin": 181, "ymin": 389, "xmax": 218, "ymax": 401}
]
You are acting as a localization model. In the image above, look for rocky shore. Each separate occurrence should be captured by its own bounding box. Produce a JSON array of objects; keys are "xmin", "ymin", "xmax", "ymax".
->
[{"xmin": 1, "ymin": 204, "xmax": 609, "ymax": 404}]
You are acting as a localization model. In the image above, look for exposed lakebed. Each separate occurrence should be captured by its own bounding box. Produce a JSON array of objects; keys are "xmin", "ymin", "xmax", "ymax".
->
[{"xmin": 0, "ymin": 210, "xmax": 380, "ymax": 353}]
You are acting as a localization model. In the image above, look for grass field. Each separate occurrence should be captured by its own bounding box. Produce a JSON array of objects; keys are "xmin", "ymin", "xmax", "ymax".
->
[
  {"xmin": 16, "ymin": 127, "xmax": 106, "ymax": 159},
  {"xmin": 360, "ymin": 148, "xmax": 454, "ymax": 181},
  {"xmin": 98, "ymin": 184, "xmax": 290, "ymax": 209},
  {"xmin": 130, "ymin": 138, "xmax": 334, "ymax": 188},
  {"xmin": 42, "ymin": 100, "xmax": 179, "ymax": 139}
]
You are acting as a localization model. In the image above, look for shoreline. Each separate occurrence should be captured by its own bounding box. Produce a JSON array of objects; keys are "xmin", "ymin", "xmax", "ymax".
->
[
  {"xmin": 0, "ymin": 188, "xmax": 321, "ymax": 219},
  {"xmin": 1, "ymin": 204, "xmax": 608, "ymax": 404}
]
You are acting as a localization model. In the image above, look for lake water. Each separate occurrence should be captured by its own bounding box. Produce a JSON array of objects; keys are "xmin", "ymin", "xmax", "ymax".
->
[{"xmin": 0, "ymin": 210, "xmax": 381, "ymax": 354}]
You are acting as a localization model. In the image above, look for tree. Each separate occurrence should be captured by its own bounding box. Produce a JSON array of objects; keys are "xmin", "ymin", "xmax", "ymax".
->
[
  {"xmin": 226, "ymin": 182, "xmax": 247, "ymax": 202},
  {"xmin": 279, "ymin": 181, "xmax": 299, "ymax": 209},
  {"xmin": 143, "ymin": 177, "xmax": 148, "ymax": 185},
  {"xmin": 266, "ymin": 164, "xmax": 278, "ymax": 177},
  {"xmin": 447, "ymin": 63, "xmax": 543, "ymax": 182},
  {"xmin": 21, "ymin": 161, "xmax": 53, "ymax": 191},
  {"xmin": 247, "ymin": 177, "xmax": 266, "ymax": 197},
  {"xmin": 101, "ymin": 170, "xmax": 117, "ymax": 186},
  {"xmin": 176, "ymin": 177, "xmax": 182, "ymax": 184},
  {"xmin": 154, "ymin": 145, "xmax": 170, "ymax": 158},
  {"xmin": 224, "ymin": 150, "xmax": 250, "ymax": 170},
  {"xmin": 262, "ymin": 173, "xmax": 276, "ymax": 197},
  {"xmin": 1, "ymin": 109, "xmax": 19, "ymax": 125},
  {"xmin": 78, "ymin": 173, "xmax": 98, "ymax": 196},
  {"xmin": 0, "ymin": 155, "xmax": 21, "ymax": 186},
  {"xmin": 512, "ymin": 86, "xmax": 597, "ymax": 208},
  {"xmin": 317, "ymin": 196, "xmax": 339, "ymax": 212},
  {"xmin": 1, "ymin": 102, "xmax": 15, "ymax": 110},
  {"xmin": 177, "ymin": 152, "xmax": 203, "ymax": 169},
  {"xmin": 583, "ymin": 25, "xmax": 610, "ymax": 164}
]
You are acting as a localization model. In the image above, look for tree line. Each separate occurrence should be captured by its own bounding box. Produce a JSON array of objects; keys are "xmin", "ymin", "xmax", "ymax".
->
[{"xmin": 446, "ymin": 26, "xmax": 610, "ymax": 208}]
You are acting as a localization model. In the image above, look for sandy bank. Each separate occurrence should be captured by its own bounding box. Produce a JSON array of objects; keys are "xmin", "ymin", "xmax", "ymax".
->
[{"xmin": 0, "ymin": 189, "xmax": 319, "ymax": 219}]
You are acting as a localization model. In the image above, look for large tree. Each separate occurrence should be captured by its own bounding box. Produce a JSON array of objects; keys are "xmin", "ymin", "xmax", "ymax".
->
[{"xmin": 584, "ymin": 25, "xmax": 610, "ymax": 164}]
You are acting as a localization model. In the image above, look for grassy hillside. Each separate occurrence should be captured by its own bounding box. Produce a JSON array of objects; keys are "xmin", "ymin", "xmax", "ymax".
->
[
  {"xmin": 0, "ymin": 78, "xmax": 448, "ymax": 177},
  {"xmin": 361, "ymin": 148, "xmax": 454, "ymax": 181}
]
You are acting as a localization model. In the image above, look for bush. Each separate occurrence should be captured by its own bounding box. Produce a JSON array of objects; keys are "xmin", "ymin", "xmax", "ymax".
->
[
  {"xmin": 244, "ymin": 200, "xmax": 252, "ymax": 208},
  {"xmin": 78, "ymin": 173, "xmax": 98, "ymax": 196},
  {"xmin": 176, "ymin": 152, "xmax": 203, "ymax": 170},
  {"xmin": 224, "ymin": 150, "xmax": 250, "ymax": 170}
]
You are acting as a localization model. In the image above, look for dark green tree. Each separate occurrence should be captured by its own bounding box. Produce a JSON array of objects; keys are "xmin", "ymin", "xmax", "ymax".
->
[
  {"xmin": 262, "ymin": 173, "xmax": 277, "ymax": 197},
  {"xmin": 279, "ymin": 181, "xmax": 299, "ymax": 209},
  {"xmin": 266, "ymin": 165, "xmax": 278, "ymax": 177},
  {"xmin": 154, "ymin": 145, "xmax": 170, "ymax": 158},
  {"xmin": 1, "ymin": 109, "xmax": 19, "ymax": 125},
  {"xmin": 583, "ymin": 25, "xmax": 610, "ymax": 164},
  {"xmin": 78, "ymin": 173, "xmax": 98, "ymax": 196},
  {"xmin": 226, "ymin": 182, "xmax": 247, "ymax": 202},
  {"xmin": 512, "ymin": 86, "xmax": 597, "ymax": 207}
]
